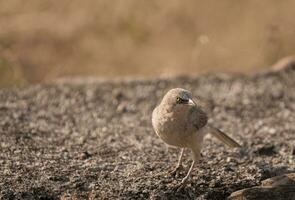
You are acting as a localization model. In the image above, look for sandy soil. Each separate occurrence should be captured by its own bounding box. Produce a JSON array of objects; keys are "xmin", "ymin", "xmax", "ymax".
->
[{"xmin": 0, "ymin": 68, "xmax": 294, "ymax": 199}]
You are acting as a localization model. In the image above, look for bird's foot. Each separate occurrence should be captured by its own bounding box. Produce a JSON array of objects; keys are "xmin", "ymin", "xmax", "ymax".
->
[
  {"xmin": 174, "ymin": 176, "xmax": 189, "ymax": 192},
  {"xmin": 180, "ymin": 175, "xmax": 189, "ymax": 186},
  {"xmin": 169, "ymin": 165, "xmax": 184, "ymax": 177}
]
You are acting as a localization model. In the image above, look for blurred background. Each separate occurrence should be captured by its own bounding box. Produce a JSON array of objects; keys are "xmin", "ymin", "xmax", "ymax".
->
[{"xmin": 0, "ymin": 0, "xmax": 295, "ymax": 87}]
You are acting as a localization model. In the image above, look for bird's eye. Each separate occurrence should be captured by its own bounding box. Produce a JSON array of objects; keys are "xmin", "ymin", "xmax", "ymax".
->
[
  {"xmin": 176, "ymin": 97, "xmax": 189, "ymax": 104},
  {"xmin": 176, "ymin": 97, "xmax": 182, "ymax": 103}
]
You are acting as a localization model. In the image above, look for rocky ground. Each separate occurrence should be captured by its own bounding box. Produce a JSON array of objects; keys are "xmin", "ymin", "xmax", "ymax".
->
[{"xmin": 0, "ymin": 67, "xmax": 294, "ymax": 200}]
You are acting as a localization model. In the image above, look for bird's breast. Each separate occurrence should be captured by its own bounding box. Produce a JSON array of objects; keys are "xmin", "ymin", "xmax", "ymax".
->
[{"xmin": 152, "ymin": 107, "xmax": 195, "ymax": 147}]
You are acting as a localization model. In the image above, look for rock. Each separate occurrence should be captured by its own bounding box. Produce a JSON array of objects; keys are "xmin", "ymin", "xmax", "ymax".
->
[
  {"xmin": 229, "ymin": 186, "xmax": 295, "ymax": 200},
  {"xmin": 262, "ymin": 173, "xmax": 295, "ymax": 187},
  {"xmin": 229, "ymin": 173, "xmax": 295, "ymax": 200},
  {"xmin": 271, "ymin": 56, "xmax": 295, "ymax": 72}
]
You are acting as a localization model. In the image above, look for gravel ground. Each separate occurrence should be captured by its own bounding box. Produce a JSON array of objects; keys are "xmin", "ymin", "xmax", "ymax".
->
[{"xmin": 0, "ymin": 68, "xmax": 294, "ymax": 200}]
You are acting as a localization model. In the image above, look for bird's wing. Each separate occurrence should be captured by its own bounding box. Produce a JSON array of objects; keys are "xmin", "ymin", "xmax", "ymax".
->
[
  {"xmin": 206, "ymin": 125, "xmax": 241, "ymax": 148},
  {"xmin": 188, "ymin": 106, "xmax": 208, "ymax": 130}
]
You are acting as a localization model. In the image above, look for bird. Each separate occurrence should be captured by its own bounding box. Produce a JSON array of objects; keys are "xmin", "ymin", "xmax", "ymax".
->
[{"xmin": 152, "ymin": 88, "xmax": 241, "ymax": 186}]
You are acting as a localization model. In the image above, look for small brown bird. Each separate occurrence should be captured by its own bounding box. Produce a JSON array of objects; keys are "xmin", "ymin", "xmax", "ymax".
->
[{"xmin": 152, "ymin": 88, "xmax": 241, "ymax": 185}]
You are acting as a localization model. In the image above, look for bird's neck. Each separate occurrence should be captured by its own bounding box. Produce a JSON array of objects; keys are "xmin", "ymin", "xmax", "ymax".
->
[{"xmin": 159, "ymin": 103, "xmax": 191, "ymax": 115}]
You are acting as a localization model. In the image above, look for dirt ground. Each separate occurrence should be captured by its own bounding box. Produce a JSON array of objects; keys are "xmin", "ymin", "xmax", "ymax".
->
[{"xmin": 0, "ymin": 67, "xmax": 294, "ymax": 199}]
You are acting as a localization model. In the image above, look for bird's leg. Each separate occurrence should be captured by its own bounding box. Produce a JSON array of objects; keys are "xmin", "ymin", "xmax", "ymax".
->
[
  {"xmin": 175, "ymin": 149, "xmax": 201, "ymax": 191},
  {"xmin": 174, "ymin": 160, "xmax": 196, "ymax": 191},
  {"xmin": 170, "ymin": 148, "xmax": 184, "ymax": 176},
  {"xmin": 180, "ymin": 160, "xmax": 195, "ymax": 184},
  {"xmin": 176, "ymin": 148, "xmax": 184, "ymax": 168}
]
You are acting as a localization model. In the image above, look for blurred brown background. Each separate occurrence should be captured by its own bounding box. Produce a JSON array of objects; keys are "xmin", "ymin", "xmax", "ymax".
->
[{"xmin": 0, "ymin": 0, "xmax": 295, "ymax": 87}]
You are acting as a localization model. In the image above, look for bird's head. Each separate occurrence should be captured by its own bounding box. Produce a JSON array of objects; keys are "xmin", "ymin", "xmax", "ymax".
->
[{"xmin": 161, "ymin": 88, "xmax": 196, "ymax": 108}]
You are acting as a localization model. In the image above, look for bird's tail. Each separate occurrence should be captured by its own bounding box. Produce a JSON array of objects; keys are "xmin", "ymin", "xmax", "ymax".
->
[{"xmin": 207, "ymin": 125, "xmax": 241, "ymax": 148}]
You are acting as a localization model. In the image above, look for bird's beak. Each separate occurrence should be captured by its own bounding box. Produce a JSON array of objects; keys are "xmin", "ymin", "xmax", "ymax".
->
[{"xmin": 188, "ymin": 98, "xmax": 196, "ymax": 106}]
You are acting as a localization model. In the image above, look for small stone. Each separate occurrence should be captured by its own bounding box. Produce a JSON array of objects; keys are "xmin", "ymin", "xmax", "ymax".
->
[
  {"xmin": 117, "ymin": 101, "xmax": 128, "ymax": 113},
  {"xmin": 113, "ymin": 90, "xmax": 124, "ymax": 100},
  {"xmin": 269, "ymin": 128, "xmax": 276, "ymax": 134},
  {"xmin": 79, "ymin": 151, "xmax": 91, "ymax": 160},
  {"xmin": 224, "ymin": 165, "xmax": 234, "ymax": 172},
  {"xmin": 88, "ymin": 183, "xmax": 96, "ymax": 189}
]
